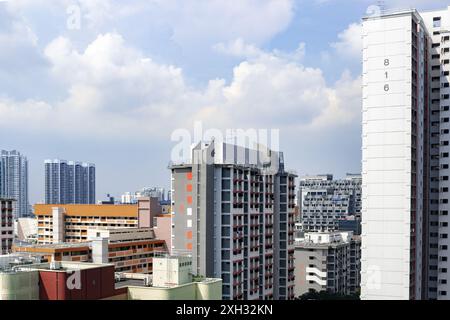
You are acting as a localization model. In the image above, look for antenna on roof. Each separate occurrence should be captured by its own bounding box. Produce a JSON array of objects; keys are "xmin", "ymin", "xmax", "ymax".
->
[{"xmin": 376, "ymin": 0, "xmax": 386, "ymax": 13}]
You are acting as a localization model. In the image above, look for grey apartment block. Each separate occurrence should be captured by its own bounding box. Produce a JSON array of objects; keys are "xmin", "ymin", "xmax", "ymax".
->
[
  {"xmin": 422, "ymin": 8, "xmax": 450, "ymax": 300},
  {"xmin": 45, "ymin": 159, "xmax": 95, "ymax": 204},
  {"xmin": 299, "ymin": 174, "xmax": 362, "ymax": 234},
  {"xmin": 294, "ymin": 231, "xmax": 361, "ymax": 297},
  {"xmin": 0, "ymin": 150, "xmax": 29, "ymax": 218},
  {"xmin": 0, "ymin": 198, "xmax": 14, "ymax": 254},
  {"xmin": 170, "ymin": 140, "xmax": 296, "ymax": 300}
]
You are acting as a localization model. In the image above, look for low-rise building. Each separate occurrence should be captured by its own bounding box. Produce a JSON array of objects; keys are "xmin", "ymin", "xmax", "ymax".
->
[
  {"xmin": 15, "ymin": 217, "xmax": 38, "ymax": 242},
  {"xmin": 13, "ymin": 227, "xmax": 166, "ymax": 273},
  {"xmin": 294, "ymin": 231, "xmax": 361, "ymax": 297},
  {"xmin": 34, "ymin": 200, "xmax": 161, "ymax": 244},
  {"xmin": 0, "ymin": 255, "xmax": 221, "ymax": 300},
  {"xmin": 0, "ymin": 261, "xmax": 123, "ymax": 300},
  {"xmin": 115, "ymin": 254, "xmax": 222, "ymax": 300}
]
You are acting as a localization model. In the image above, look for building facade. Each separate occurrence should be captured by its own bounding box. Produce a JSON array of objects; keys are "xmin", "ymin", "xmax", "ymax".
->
[
  {"xmin": 34, "ymin": 204, "xmax": 139, "ymax": 244},
  {"xmin": 0, "ymin": 261, "xmax": 119, "ymax": 300},
  {"xmin": 0, "ymin": 199, "xmax": 14, "ymax": 254},
  {"xmin": 299, "ymin": 174, "xmax": 362, "ymax": 233},
  {"xmin": 0, "ymin": 259, "xmax": 221, "ymax": 300},
  {"xmin": 120, "ymin": 254, "xmax": 222, "ymax": 300},
  {"xmin": 45, "ymin": 159, "xmax": 95, "ymax": 205},
  {"xmin": 294, "ymin": 231, "xmax": 361, "ymax": 297},
  {"xmin": 13, "ymin": 228, "xmax": 166, "ymax": 274},
  {"xmin": 0, "ymin": 150, "xmax": 29, "ymax": 218},
  {"xmin": 362, "ymin": 6, "xmax": 450, "ymax": 300},
  {"xmin": 170, "ymin": 141, "xmax": 296, "ymax": 300}
]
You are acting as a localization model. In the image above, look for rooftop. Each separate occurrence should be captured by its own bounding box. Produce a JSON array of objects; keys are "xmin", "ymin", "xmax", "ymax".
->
[
  {"xmin": 18, "ymin": 261, "xmax": 115, "ymax": 272},
  {"xmin": 114, "ymin": 276, "xmax": 221, "ymax": 290},
  {"xmin": 14, "ymin": 241, "xmax": 91, "ymax": 250},
  {"xmin": 34, "ymin": 203, "xmax": 138, "ymax": 217}
]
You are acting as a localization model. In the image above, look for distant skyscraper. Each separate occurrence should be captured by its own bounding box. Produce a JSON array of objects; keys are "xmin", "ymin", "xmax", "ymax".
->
[
  {"xmin": 140, "ymin": 187, "xmax": 166, "ymax": 201},
  {"xmin": 0, "ymin": 150, "xmax": 29, "ymax": 218},
  {"xmin": 45, "ymin": 159, "xmax": 95, "ymax": 204},
  {"xmin": 120, "ymin": 187, "xmax": 166, "ymax": 204}
]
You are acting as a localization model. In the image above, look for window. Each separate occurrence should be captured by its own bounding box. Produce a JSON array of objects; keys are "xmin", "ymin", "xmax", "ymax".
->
[{"xmin": 434, "ymin": 17, "xmax": 441, "ymax": 28}]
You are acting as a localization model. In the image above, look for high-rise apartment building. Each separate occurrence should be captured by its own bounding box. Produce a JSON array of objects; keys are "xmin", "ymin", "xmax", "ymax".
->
[
  {"xmin": 299, "ymin": 174, "xmax": 362, "ymax": 234},
  {"xmin": 362, "ymin": 6, "xmax": 450, "ymax": 300},
  {"xmin": 0, "ymin": 150, "xmax": 29, "ymax": 218},
  {"xmin": 170, "ymin": 140, "xmax": 296, "ymax": 300},
  {"xmin": 294, "ymin": 231, "xmax": 361, "ymax": 297},
  {"xmin": 44, "ymin": 159, "xmax": 95, "ymax": 204}
]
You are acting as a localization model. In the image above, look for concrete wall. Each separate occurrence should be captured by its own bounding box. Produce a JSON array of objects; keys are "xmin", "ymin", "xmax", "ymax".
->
[
  {"xmin": 127, "ymin": 279, "xmax": 222, "ymax": 300},
  {"xmin": 39, "ymin": 265, "xmax": 116, "ymax": 300},
  {"xmin": 362, "ymin": 11, "xmax": 427, "ymax": 300},
  {"xmin": 0, "ymin": 271, "xmax": 39, "ymax": 300},
  {"xmin": 154, "ymin": 216, "xmax": 172, "ymax": 253},
  {"xmin": 153, "ymin": 256, "xmax": 192, "ymax": 287},
  {"xmin": 171, "ymin": 167, "xmax": 193, "ymax": 254}
]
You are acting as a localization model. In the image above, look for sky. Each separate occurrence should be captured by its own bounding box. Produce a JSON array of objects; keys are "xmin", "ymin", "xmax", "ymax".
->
[{"xmin": 0, "ymin": 0, "xmax": 449, "ymax": 204}]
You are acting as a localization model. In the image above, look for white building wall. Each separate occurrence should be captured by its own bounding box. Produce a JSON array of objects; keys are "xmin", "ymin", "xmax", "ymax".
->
[{"xmin": 362, "ymin": 13, "xmax": 416, "ymax": 300}]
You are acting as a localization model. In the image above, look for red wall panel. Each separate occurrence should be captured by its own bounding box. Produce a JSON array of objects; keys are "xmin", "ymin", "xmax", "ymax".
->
[{"xmin": 38, "ymin": 265, "xmax": 117, "ymax": 300}]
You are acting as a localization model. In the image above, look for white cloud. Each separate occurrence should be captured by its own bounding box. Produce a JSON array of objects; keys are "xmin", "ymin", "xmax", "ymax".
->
[
  {"xmin": 385, "ymin": 0, "xmax": 449, "ymax": 9},
  {"xmin": 0, "ymin": 32, "xmax": 361, "ymax": 141},
  {"xmin": 5, "ymin": 0, "xmax": 295, "ymax": 46},
  {"xmin": 330, "ymin": 23, "xmax": 362, "ymax": 59},
  {"xmin": 138, "ymin": 0, "xmax": 295, "ymax": 46},
  {"xmin": 214, "ymin": 38, "xmax": 306, "ymax": 62}
]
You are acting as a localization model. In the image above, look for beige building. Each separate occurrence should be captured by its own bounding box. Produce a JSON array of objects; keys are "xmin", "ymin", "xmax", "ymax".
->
[
  {"xmin": 153, "ymin": 214, "xmax": 172, "ymax": 254},
  {"xmin": 125, "ymin": 278, "xmax": 222, "ymax": 300},
  {"xmin": 0, "ymin": 255, "xmax": 221, "ymax": 300},
  {"xmin": 34, "ymin": 199, "xmax": 162, "ymax": 244},
  {"xmin": 13, "ymin": 227, "xmax": 166, "ymax": 274},
  {"xmin": 15, "ymin": 217, "xmax": 38, "ymax": 242}
]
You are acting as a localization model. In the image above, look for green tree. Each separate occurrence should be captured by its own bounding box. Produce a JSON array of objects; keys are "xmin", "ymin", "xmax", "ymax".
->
[{"xmin": 297, "ymin": 290, "xmax": 360, "ymax": 300}]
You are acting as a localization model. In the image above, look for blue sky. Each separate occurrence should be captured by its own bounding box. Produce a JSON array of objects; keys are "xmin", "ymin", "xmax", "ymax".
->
[{"xmin": 0, "ymin": 0, "xmax": 448, "ymax": 203}]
